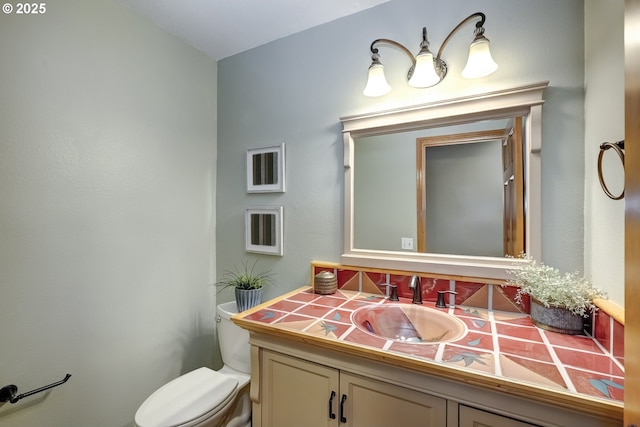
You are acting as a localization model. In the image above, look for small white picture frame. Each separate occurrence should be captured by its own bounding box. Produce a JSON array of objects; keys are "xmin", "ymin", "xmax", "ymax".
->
[
  {"xmin": 246, "ymin": 143, "xmax": 285, "ymax": 193},
  {"xmin": 245, "ymin": 206, "xmax": 284, "ymax": 256}
]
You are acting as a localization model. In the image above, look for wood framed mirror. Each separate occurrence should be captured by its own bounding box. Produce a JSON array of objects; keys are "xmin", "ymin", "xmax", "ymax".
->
[{"xmin": 341, "ymin": 82, "xmax": 548, "ymax": 279}]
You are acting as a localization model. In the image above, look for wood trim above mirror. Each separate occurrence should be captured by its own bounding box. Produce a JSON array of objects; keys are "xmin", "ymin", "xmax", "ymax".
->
[{"xmin": 340, "ymin": 81, "xmax": 548, "ymax": 280}]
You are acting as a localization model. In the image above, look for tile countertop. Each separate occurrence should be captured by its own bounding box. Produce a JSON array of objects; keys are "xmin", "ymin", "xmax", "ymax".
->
[{"xmin": 233, "ymin": 286, "xmax": 624, "ymax": 420}]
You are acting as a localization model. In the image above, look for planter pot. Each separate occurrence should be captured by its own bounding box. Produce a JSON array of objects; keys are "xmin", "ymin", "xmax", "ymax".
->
[
  {"xmin": 235, "ymin": 288, "xmax": 264, "ymax": 312},
  {"xmin": 530, "ymin": 298, "xmax": 584, "ymax": 335}
]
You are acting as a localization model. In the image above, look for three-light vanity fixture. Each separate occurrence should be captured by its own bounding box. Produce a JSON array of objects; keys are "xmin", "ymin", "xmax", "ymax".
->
[{"xmin": 363, "ymin": 12, "xmax": 498, "ymax": 97}]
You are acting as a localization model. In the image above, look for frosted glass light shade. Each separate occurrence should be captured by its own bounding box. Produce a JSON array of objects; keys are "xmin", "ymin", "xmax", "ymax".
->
[
  {"xmin": 408, "ymin": 51, "xmax": 441, "ymax": 88},
  {"xmin": 461, "ymin": 37, "xmax": 498, "ymax": 79},
  {"xmin": 363, "ymin": 63, "xmax": 391, "ymax": 97}
]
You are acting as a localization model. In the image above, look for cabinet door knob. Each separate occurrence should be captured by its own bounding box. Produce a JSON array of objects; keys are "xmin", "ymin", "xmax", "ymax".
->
[
  {"xmin": 328, "ymin": 391, "xmax": 336, "ymax": 419},
  {"xmin": 340, "ymin": 394, "xmax": 347, "ymax": 423}
]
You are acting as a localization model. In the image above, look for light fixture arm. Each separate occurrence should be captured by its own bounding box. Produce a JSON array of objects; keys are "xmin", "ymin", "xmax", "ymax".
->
[
  {"xmin": 435, "ymin": 12, "xmax": 486, "ymax": 62},
  {"xmin": 369, "ymin": 38, "xmax": 417, "ymax": 80}
]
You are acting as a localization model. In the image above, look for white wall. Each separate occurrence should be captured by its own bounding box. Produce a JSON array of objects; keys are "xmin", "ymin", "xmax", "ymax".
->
[
  {"xmin": 0, "ymin": 1, "xmax": 218, "ymax": 426},
  {"xmin": 584, "ymin": 0, "xmax": 625, "ymax": 306},
  {"xmin": 217, "ymin": 0, "xmax": 592, "ymax": 301}
]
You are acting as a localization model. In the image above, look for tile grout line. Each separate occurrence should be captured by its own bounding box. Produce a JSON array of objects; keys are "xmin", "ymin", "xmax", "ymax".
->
[
  {"xmin": 329, "ymin": 291, "xmax": 376, "ymax": 335},
  {"xmin": 488, "ymin": 309, "xmax": 503, "ymax": 377},
  {"xmin": 609, "ymin": 315, "xmax": 614, "ymax": 354},
  {"xmin": 449, "ymin": 279, "xmax": 456, "ymax": 306},
  {"xmin": 295, "ymin": 289, "xmax": 353, "ymax": 332},
  {"xmin": 435, "ymin": 342, "xmax": 446, "ymax": 361},
  {"xmin": 338, "ymin": 324, "xmax": 358, "ymax": 340},
  {"xmin": 486, "ymin": 285, "xmax": 503, "ymax": 376},
  {"xmin": 486, "ymin": 282, "xmax": 493, "ymax": 312},
  {"xmin": 584, "ymin": 327, "xmax": 626, "ymax": 374},
  {"xmin": 538, "ymin": 330, "xmax": 577, "ymax": 393}
]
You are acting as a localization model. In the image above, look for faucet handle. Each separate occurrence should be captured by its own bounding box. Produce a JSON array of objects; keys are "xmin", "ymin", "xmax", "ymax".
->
[
  {"xmin": 384, "ymin": 284, "xmax": 399, "ymax": 301},
  {"xmin": 436, "ymin": 290, "xmax": 458, "ymax": 308}
]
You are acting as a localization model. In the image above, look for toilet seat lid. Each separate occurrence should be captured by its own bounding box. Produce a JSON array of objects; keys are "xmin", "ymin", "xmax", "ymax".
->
[{"xmin": 135, "ymin": 367, "xmax": 239, "ymax": 427}]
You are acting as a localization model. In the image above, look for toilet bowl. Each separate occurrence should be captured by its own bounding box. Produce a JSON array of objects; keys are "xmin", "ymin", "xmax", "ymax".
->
[{"xmin": 134, "ymin": 301, "xmax": 251, "ymax": 427}]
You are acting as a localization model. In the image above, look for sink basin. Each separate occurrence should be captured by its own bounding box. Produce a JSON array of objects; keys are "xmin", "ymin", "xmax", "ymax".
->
[{"xmin": 351, "ymin": 304, "xmax": 467, "ymax": 344}]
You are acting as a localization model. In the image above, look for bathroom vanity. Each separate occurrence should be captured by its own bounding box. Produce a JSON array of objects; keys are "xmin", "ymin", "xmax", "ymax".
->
[{"xmin": 233, "ymin": 286, "xmax": 623, "ymax": 427}]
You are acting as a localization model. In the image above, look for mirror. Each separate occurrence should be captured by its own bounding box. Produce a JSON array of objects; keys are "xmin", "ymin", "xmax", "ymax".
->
[
  {"xmin": 354, "ymin": 120, "xmax": 523, "ymax": 258},
  {"xmin": 341, "ymin": 82, "xmax": 548, "ymax": 279}
]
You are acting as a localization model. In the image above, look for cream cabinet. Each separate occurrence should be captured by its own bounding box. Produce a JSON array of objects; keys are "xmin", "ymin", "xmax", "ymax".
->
[
  {"xmin": 248, "ymin": 333, "xmax": 620, "ymax": 427},
  {"xmin": 258, "ymin": 349, "xmax": 447, "ymax": 427},
  {"xmin": 259, "ymin": 349, "xmax": 338, "ymax": 426},
  {"xmin": 458, "ymin": 405, "xmax": 539, "ymax": 427}
]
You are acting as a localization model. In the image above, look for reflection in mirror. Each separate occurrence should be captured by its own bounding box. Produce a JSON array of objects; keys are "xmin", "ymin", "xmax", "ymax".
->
[
  {"xmin": 418, "ymin": 119, "xmax": 524, "ymax": 257},
  {"xmin": 354, "ymin": 120, "xmax": 524, "ymax": 258},
  {"xmin": 342, "ymin": 82, "xmax": 548, "ymax": 279},
  {"xmin": 422, "ymin": 133, "xmax": 505, "ymax": 256}
]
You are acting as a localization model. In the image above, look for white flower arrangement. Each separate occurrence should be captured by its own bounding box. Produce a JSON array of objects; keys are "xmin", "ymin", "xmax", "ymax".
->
[{"xmin": 504, "ymin": 255, "xmax": 607, "ymax": 317}]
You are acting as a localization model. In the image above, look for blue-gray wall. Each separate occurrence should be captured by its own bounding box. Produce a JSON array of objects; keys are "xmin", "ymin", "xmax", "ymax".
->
[{"xmin": 217, "ymin": 0, "xmax": 587, "ymax": 302}]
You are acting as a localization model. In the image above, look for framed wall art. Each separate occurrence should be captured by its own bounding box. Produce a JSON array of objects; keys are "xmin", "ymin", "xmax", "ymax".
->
[
  {"xmin": 246, "ymin": 143, "xmax": 285, "ymax": 193},
  {"xmin": 245, "ymin": 206, "xmax": 283, "ymax": 256}
]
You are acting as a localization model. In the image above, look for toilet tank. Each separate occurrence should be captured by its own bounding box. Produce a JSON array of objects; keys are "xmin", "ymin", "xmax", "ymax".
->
[{"xmin": 216, "ymin": 301, "xmax": 251, "ymax": 374}]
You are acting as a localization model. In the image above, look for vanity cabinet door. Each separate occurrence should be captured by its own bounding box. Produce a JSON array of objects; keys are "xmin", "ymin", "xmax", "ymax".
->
[
  {"xmin": 458, "ymin": 404, "xmax": 540, "ymax": 427},
  {"xmin": 339, "ymin": 372, "xmax": 447, "ymax": 427},
  {"xmin": 260, "ymin": 349, "xmax": 340, "ymax": 427},
  {"xmin": 258, "ymin": 349, "xmax": 447, "ymax": 427}
]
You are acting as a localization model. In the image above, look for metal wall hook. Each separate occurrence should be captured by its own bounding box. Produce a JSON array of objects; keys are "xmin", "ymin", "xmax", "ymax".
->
[{"xmin": 0, "ymin": 374, "xmax": 71, "ymax": 404}]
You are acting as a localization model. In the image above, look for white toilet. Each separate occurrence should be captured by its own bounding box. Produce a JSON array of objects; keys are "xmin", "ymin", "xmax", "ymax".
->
[{"xmin": 134, "ymin": 301, "xmax": 252, "ymax": 427}]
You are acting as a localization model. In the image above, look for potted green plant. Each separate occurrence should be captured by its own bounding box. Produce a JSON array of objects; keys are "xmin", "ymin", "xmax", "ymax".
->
[
  {"xmin": 216, "ymin": 259, "xmax": 274, "ymax": 312},
  {"xmin": 504, "ymin": 255, "xmax": 607, "ymax": 334}
]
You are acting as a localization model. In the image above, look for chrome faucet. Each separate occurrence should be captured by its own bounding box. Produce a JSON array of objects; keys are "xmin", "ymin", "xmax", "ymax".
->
[{"xmin": 409, "ymin": 275, "xmax": 422, "ymax": 304}]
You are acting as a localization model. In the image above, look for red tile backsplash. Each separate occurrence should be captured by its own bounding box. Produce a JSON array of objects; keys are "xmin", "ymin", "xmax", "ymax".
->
[
  {"xmin": 613, "ymin": 318, "xmax": 624, "ymax": 365},
  {"xmin": 454, "ymin": 281, "xmax": 487, "ymax": 305},
  {"xmin": 595, "ymin": 310, "xmax": 611, "ymax": 351}
]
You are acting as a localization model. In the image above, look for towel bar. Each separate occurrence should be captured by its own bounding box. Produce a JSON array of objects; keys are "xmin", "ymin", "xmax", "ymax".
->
[{"xmin": 0, "ymin": 374, "xmax": 71, "ymax": 404}]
